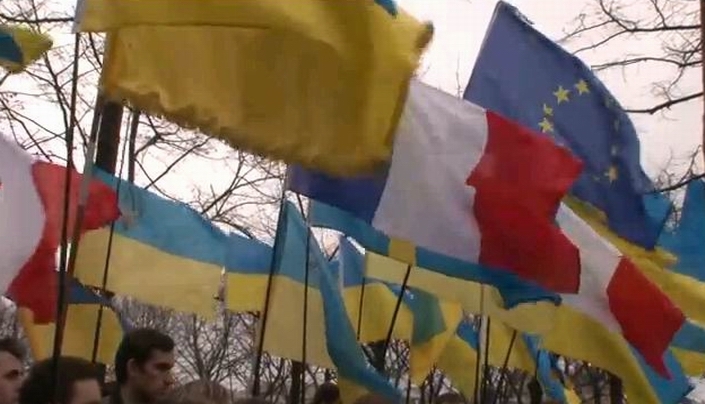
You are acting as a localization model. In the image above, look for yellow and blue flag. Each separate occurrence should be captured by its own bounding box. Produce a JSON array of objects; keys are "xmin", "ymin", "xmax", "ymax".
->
[
  {"xmin": 435, "ymin": 320, "xmax": 480, "ymax": 399},
  {"xmin": 672, "ymin": 320, "xmax": 705, "ymax": 364},
  {"xmin": 523, "ymin": 335, "xmax": 577, "ymax": 403},
  {"xmin": 224, "ymin": 233, "xmax": 274, "ymax": 314},
  {"xmin": 230, "ymin": 201, "xmax": 332, "ymax": 367},
  {"xmin": 0, "ymin": 26, "xmax": 52, "ymax": 73},
  {"xmin": 464, "ymin": 1, "xmax": 671, "ymax": 249},
  {"xmin": 75, "ymin": 0, "xmax": 432, "ymax": 176},
  {"xmin": 75, "ymin": 170, "xmax": 225, "ymax": 319},
  {"xmin": 540, "ymin": 305, "xmax": 691, "ymax": 404},
  {"xmin": 337, "ymin": 237, "xmax": 413, "ymax": 343},
  {"xmin": 388, "ymin": 285, "xmax": 462, "ymax": 383},
  {"xmin": 659, "ymin": 180, "xmax": 705, "ymax": 281},
  {"xmin": 657, "ymin": 181, "xmax": 705, "ymax": 374},
  {"xmin": 19, "ymin": 278, "xmax": 123, "ymax": 365},
  {"xmin": 318, "ymin": 241, "xmax": 401, "ymax": 404},
  {"xmin": 308, "ymin": 200, "xmax": 560, "ymax": 310},
  {"xmin": 436, "ymin": 319, "xmax": 534, "ymax": 399}
]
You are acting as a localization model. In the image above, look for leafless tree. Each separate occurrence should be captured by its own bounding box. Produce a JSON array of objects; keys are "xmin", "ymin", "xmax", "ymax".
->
[
  {"xmin": 560, "ymin": 0, "xmax": 701, "ymax": 116},
  {"xmin": 0, "ymin": 0, "xmax": 291, "ymax": 396}
]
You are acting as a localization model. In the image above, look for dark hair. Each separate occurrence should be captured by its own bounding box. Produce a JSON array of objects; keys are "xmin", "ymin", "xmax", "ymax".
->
[
  {"xmin": 114, "ymin": 328, "xmax": 174, "ymax": 385},
  {"xmin": 0, "ymin": 337, "xmax": 25, "ymax": 361},
  {"xmin": 435, "ymin": 393, "xmax": 465, "ymax": 404},
  {"xmin": 312, "ymin": 382, "xmax": 340, "ymax": 404},
  {"xmin": 19, "ymin": 356, "xmax": 101, "ymax": 404},
  {"xmin": 352, "ymin": 394, "xmax": 395, "ymax": 404},
  {"xmin": 232, "ymin": 398, "xmax": 270, "ymax": 404}
]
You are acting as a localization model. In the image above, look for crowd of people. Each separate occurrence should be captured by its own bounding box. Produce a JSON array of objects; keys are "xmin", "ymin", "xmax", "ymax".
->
[{"xmin": 0, "ymin": 328, "xmax": 414, "ymax": 404}]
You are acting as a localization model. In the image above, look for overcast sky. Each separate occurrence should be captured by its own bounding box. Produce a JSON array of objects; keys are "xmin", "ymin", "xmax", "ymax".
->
[
  {"xmin": 8, "ymin": 0, "xmax": 702, "ymax": 199},
  {"xmin": 399, "ymin": 0, "xmax": 702, "ymax": 179}
]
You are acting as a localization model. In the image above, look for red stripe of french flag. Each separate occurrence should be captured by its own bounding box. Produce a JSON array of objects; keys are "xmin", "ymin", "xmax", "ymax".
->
[
  {"xmin": 467, "ymin": 111, "xmax": 583, "ymax": 294},
  {"xmin": 556, "ymin": 204, "xmax": 684, "ymax": 377},
  {"xmin": 608, "ymin": 258, "xmax": 684, "ymax": 376},
  {"xmin": 467, "ymin": 110, "xmax": 683, "ymax": 375}
]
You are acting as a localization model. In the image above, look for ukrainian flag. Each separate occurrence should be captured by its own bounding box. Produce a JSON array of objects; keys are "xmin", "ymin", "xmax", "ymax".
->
[
  {"xmin": 75, "ymin": 170, "xmax": 226, "ymax": 319},
  {"xmin": 0, "ymin": 26, "xmax": 52, "ymax": 73},
  {"xmin": 540, "ymin": 305, "xmax": 691, "ymax": 404},
  {"xmin": 310, "ymin": 200, "xmax": 560, "ymax": 334},
  {"xmin": 75, "ymin": 0, "xmax": 432, "ymax": 176},
  {"xmin": 659, "ymin": 180, "xmax": 705, "ymax": 281},
  {"xmin": 392, "ymin": 286, "xmax": 462, "ymax": 384},
  {"xmin": 19, "ymin": 278, "xmax": 123, "ymax": 365},
  {"xmin": 337, "ymin": 236, "xmax": 413, "ymax": 343},
  {"xmin": 223, "ymin": 232, "xmax": 274, "ymax": 314},
  {"xmin": 318, "ymin": 243, "xmax": 401, "ymax": 404},
  {"xmin": 523, "ymin": 335, "xmax": 578, "ymax": 404},
  {"xmin": 227, "ymin": 201, "xmax": 332, "ymax": 368},
  {"xmin": 338, "ymin": 235, "xmax": 465, "ymax": 384},
  {"xmin": 655, "ymin": 180, "xmax": 705, "ymax": 375},
  {"xmin": 671, "ymin": 320, "xmax": 705, "ymax": 376},
  {"xmin": 435, "ymin": 319, "xmax": 535, "ymax": 399}
]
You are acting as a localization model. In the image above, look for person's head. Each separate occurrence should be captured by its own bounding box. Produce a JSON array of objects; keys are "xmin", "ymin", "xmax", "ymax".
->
[
  {"xmin": 0, "ymin": 338, "xmax": 25, "ymax": 404},
  {"xmin": 19, "ymin": 356, "xmax": 101, "ymax": 404},
  {"xmin": 435, "ymin": 393, "xmax": 465, "ymax": 404},
  {"xmin": 232, "ymin": 398, "xmax": 269, "ymax": 404},
  {"xmin": 352, "ymin": 393, "xmax": 394, "ymax": 404},
  {"xmin": 114, "ymin": 328, "xmax": 175, "ymax": 402},
  {"xmin": 312, "ymin": 382, "xmax": 340, "ymax": 404}
]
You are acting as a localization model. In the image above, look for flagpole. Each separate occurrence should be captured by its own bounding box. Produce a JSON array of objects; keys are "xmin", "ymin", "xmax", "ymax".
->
[{"xmin": 251, "ymin": 174, "xmax": 290, "ymax": 397}]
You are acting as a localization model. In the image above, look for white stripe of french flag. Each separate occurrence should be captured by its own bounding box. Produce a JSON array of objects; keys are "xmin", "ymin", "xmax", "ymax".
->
[{"xmin": 557, "ymin": 206, "xmax": 684, "ymax": 377}]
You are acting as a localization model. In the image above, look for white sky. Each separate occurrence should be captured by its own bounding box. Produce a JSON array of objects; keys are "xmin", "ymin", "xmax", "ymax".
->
[
  {"xmin": 8, "ymin": 0, "xmax": 703, "ymax": 199},
  {"xmin": 397, "ymin": 0, "xmax": 702, "ymax": 179}
]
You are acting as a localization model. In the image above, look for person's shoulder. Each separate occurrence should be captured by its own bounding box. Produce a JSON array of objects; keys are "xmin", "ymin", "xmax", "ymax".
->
[{"xmin": 102, "ymin": 386, "xmax": 121, "ymax": 404}]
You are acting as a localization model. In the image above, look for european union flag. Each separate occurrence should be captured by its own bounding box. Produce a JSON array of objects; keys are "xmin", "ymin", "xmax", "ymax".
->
[{"xmin": 464, "ymin": 1, "xmax": 671, "ymax": 249}]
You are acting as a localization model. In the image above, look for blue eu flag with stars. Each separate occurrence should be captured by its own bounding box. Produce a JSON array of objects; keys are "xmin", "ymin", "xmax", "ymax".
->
[{"xmin": 464, "ymin": 1, "xmax": 671, "ymax": 249}]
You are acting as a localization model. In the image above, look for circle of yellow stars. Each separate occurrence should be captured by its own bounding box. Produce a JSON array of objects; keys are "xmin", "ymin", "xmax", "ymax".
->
[{"xmin": 537, "ymin": 78, "xmax": 621, "ymax": 185}]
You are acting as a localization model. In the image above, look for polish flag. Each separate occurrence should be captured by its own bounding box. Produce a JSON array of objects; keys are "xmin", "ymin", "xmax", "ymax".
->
[
  {"xmin": 0, "ymin": 135, "xmax": 120, "ymax": 323},
  {"xmin": 288, "ymin": 79, "xmax": 583, "ymax": 293}
]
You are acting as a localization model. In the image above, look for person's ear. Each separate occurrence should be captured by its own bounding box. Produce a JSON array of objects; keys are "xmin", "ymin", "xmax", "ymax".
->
[{"xmin": 126, "ymin": 359, "xmax": 140, "ymax": 378}]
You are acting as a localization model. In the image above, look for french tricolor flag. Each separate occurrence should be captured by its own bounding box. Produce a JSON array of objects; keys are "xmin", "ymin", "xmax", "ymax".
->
[
  {"xmin": 290, "ymin": 80, "xmax": 684, "ymax": 376},
  {"xmin": 0, "ymin": 135, "xmax": 121, "ymax": 323},
  {"xmin": 557, "ymin": 206, "xmax": 684, "ymax": 377},
  {"xmin": 290, "ymin": 80, "xmax": 583, "ymax": 294}
]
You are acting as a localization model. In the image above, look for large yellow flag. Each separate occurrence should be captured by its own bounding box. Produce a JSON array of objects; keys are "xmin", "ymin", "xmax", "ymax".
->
[{"xmin": 76, "ymin": 0, "xmax": 433, "ymax": 176}]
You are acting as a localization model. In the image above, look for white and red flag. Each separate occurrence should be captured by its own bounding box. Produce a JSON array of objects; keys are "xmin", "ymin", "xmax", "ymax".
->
[{"xmin": 0, "ymin": 135, "xmax": 120, "ymax": 323}]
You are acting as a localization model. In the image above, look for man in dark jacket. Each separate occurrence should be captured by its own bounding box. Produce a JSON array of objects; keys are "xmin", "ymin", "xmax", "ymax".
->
[{"xmin": 105, "ymin": 328, "xmax": 175, "ymax": 404}]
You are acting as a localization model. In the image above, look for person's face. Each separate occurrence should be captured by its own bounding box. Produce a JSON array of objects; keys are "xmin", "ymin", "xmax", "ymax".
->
[
  {"xmin": 0, "ymin": 352, "xmax": 23, "ymax": 404},
  {"xmin": 68, "ymin": 379, "xmax": 102, "ymax": 404},
  {"xmin": 127, "ymin": 350, "xmax": 175, "ymax": 402}
]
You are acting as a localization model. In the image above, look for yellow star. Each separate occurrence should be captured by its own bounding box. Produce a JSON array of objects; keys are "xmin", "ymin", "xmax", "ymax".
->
[
  {"xmin": 542, "ymin": 103, "xmax": 553, "ymax": 116},
  {"xmin": 605, "ymin": 165, "xmax": 618, "ymax": 183},
  {"xmin": 538, "ymin": 117, "xmax": 554, "ymax": 133},
  {"xmin": 575, "ymin": 79, "xmax": 589, "ymax": 95},
  {"xmin": 553, "ymin": 86, "xmax": 570, "ymax": 104}
]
